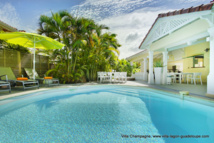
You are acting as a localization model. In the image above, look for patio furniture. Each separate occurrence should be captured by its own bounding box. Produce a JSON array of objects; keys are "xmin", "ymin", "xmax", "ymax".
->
[
  {"xmin": 167, "ymin": 73, "xmax": 176, "ymax": 84},
  {"xmin": 97, "ymin": 72, "xmax": 101, "ymax": 82},
  {"xmin": 182, "ymin": 73, "xmax": 193, "ymax": 83},
  {"xmin": 97, "ymin": 72, "xmax": 127, "ymax": 83},
  {"xmin": 113, "ymin": 72, "xmax": 121, "ymax": 82},
  {"xmin": 166, "ymin": 76, "xmax": 172, "ymax": 84},
  {"xmin": 0, "ymin": 67, "xmax": 39, "ymax": 90},
  {"xmin": 171, "ymin": 72, "xmax": 182, "ymax": 84},
  {"xmin": 0, "ymin": 32, "xmax": 64, "ymax": 80},
  {"xmin": 99, "ymin": 72, "xmax": 108, "ymax": 83},
  {"xmin": 187, "ymin": 72, "xmax": 202, "ymax": 85},
  {"xmin": 0, "ymin": 79, "xmax": 11, "ymax": 93},
  {"xmin": 107, "ymin": 72, "xmax": 113, "ymax": 83},
  {"xmin": 120, "ymin": 72, "xmax": 127, "ymax": 82},
  {"xmin": 24, "ymin": 68, "xmax": 59, "ymax": 86}
]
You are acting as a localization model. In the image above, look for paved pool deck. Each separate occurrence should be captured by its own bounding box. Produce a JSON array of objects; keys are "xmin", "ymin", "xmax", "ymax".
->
[
  {"xmin": 0, "ymin": 80, "xmax": 213, "ymax": 102},
  {"xmin": 124, "ymin": 80, "xmax": 208, "ymax": 97}
]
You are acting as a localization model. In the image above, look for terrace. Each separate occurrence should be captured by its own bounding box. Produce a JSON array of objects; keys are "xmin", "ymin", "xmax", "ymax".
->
[
  {"xmin": 0, "ymin": 80, "xmax": 212, "ymax": 102},
  {"xmin": 1, "ymin": 1, "xmax": 214, "ymax": 142},
  {"xmin": 126, "ymin": 2, "xmax": 214, "ymax": 97}
]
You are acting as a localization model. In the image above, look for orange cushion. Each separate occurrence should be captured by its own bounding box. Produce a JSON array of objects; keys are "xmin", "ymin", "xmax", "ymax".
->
[
  {"xmin": 17, "ymin": 77, "xmax": 28, "ymax": 81},
  {"xmin": 44, "ymin": 77, "xmax": 53, "ymax": 79}
]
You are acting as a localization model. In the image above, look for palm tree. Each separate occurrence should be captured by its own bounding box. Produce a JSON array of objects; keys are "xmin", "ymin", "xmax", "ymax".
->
[
  {"xmin": 38, "ymin": 11, "xmax": 74, "ymax": 75},
  {"xmin": 37, "ymin": 10, "xmax": 121, "ymax": 83},
  {"xmin": 83, "ymin": 29, "xmax": 121, "ymax": 81}
]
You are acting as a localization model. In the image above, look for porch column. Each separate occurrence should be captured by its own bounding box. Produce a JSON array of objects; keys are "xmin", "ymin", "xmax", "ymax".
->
[
  {"xmin": 162, "ymin": 50, "xmax": 168, "ymax": 84},
  {"xmin": 207, "ymin": 27, "xmax": 214, "ymax": 95},
  {"xmin": 140, "ymin": 61, "xmax": 144, "ymax": 72},
  {"xmin": 140, "ymin": 61, "xmax": 144, "ymax": 80},
  {"xmin": 143, "ymin": 57, "xmax": 148, "ymax": 81},
  {"xmin": 148, "ymin": 51, "xmax": 154, "ymax": 84},
  {"xmin": 130, "ymin": 62, "xmax": 133, "ymax": 77}
]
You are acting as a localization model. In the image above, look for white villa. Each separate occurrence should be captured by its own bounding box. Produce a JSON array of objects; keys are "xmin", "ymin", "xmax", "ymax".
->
[{"xmin": 126, "ymin": 2, "xmax": 214, "ymax": 96}]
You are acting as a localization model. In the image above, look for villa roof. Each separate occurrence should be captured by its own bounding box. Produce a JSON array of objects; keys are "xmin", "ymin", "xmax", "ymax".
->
[
  {"xmin": 126, "ymin": 49, "xmax": 147, "ymax": 60},
  {"xmin": 139, "ymin": 2, "xmax": 214, "ymax": 49},
  {"xmin": 18, "ymin": 30, "xmax": 26, "ymax": 32},
  {"xmin": 0, "ymin": 20, "xmax": 18, "ymax": 32}
]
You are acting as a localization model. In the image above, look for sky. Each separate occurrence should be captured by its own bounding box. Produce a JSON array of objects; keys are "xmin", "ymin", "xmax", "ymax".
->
[{"xmin": 0, "ymin": 0, "xmax": 210, "ymax": 59}]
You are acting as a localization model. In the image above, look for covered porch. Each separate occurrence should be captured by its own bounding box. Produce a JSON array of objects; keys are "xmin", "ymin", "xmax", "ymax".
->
[{"xmin": 128, "ymin": 3, "xmax": 214, "ymax": 96}]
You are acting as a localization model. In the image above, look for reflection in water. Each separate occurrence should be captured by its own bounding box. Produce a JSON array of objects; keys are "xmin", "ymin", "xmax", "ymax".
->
[{"xmin": 0, "ymin": 85, "xmax": 213, "ymax": 143}]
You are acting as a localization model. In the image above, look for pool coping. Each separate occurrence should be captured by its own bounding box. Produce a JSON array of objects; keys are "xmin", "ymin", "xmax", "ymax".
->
[
  {"xmin": 104, "ymin": 84, "xmax": 214, "ymax": 107},
  {"xmin": 0, "ymin": 83, "xmax": 214, "ymax": 107}
]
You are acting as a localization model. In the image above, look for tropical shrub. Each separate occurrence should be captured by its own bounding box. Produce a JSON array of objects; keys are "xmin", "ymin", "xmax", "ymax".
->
[
  {"xmin": 0, "ymin": 39, "xmax": 30, "ymax": 53},
  {"xmin": 153, "ymin": 60, "xmax": 163, "ymax": 67},
  {"xmin": 132, "ymin": 62, "xmax": 141, "ymax": 74},
  {"xmin": 114, "ymin": 59, "xmax": 133, "ymax": 76}
]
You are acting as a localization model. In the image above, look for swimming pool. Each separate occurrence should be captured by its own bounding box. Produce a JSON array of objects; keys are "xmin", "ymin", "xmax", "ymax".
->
[{"xmin": 0, "ymin": 85, "xmax": 213, "ymax": 143}]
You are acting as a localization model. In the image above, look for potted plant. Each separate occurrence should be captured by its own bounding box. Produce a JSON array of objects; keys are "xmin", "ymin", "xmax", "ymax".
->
[{"xmin": 154, "ymin": 60, "xmax": 163, "ymax": 84}]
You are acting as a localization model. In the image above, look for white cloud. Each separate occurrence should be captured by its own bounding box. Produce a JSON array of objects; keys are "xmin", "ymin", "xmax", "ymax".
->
[
  {"xmin": 0, "ymin": 2, "xmax": 47, "ymax": 33},
  {"xmin": 99, "ymin": 7, "xmax": 173, "ymax": 59},
  {"xmin": 70, "ymin": 0, "xmax": 175, "ymax": 59},
  {"xmin": 72, "ymin": 0, "xmax": 209, "ymax": 59},
  {"xmin": 70, "ymin": 0, "xmax": 154, "ymax": 21},
  {"xmin": 0, "ymin": 3, "xmax": 20, "ymax": 29},
  {"xmin": 177, "ymin": 0, "xmax": 208, "ymax": 4}
]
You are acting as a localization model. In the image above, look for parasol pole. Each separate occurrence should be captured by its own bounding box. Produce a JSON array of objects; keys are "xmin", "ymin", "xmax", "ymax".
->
[{"xmin": 33, "ymin": 36, "xmax": 36, "ymax": 80}]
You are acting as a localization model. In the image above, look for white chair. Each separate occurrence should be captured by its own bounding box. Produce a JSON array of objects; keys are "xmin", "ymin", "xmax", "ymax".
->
[
  {"xmin": 167, "ymin": 73, "xmax": 176, "ymax": 83},
  {"xmin": 107, "ymin": 72, "xmax": 112, "ymax": 83},
  {"xmin": 97, "ymin": 72, "xmax": 101, "ymax": 82},
  {"xmin": 167, "ymin": 73, "xmax": 172, "ymax": 84},
  {"xmin": 99, "ymin": 72, "xmax": 107, "ymax": 83},
  {"xmin": 113, "ymin": 72, "xmax": 121, "ymax": 83},
  {"xmin": 120, "ymin": 72, "xmax": 127, "ymax": 83},
  {"xmin": 187, "ymin": 72, "xmax": 202, "ymax": 85},
  {"xmin": 182, "ymin": 73, "xmax": 188, "ymax": 83}
]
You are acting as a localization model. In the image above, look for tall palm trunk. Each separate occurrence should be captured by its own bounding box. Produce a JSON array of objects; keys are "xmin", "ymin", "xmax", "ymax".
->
[{"xmin": 73, "ymin": 46, "xmax": 79, "ymax": 71}]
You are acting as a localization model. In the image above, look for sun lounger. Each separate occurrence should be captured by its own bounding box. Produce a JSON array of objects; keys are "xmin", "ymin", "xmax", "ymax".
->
[
  {"xmin": 24, "ymin": 68, "xmax": 59, "ymax": 86},
  {"xmin": 0, "ymin": 79, "xmax": 11, "ymax": 93},
  {"xmin": 0, "ymin": 67, "xmax": 39, "ymax": 90}
]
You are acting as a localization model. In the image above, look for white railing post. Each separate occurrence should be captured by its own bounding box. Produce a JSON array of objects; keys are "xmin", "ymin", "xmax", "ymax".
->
[
  {"xmin": 130, "ymin": 62, "xmax": 134, "ymax": 77},
  {"xmin": 162, "ymin": 50, "xmax": 168, "ymax": 84},
  {"xmin": 207, "ymin": 27, "xmax": 214, "ymax": 96},
  {"xmin": 148, "ymin": 51, "xmax": 154, "ymax": 84},
  {"xmin": 143, "ymin": 57, "xmax": 148, "ymax": 81}
]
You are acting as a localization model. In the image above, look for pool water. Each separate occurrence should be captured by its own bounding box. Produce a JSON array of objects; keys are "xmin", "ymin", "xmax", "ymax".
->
[{"xmin": 0, "ymin": 85, "xmax": 213, "ymax": 143}]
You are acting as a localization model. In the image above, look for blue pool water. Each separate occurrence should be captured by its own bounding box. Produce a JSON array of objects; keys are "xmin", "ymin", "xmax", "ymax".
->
[{"xmin": 0, "ymin": 85, "xmax": 213, "ymax": 143}]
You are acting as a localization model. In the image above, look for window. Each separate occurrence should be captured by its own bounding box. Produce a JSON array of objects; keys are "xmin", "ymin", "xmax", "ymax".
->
[{"xmin": 193, "ymin": 55, "xmax": 204, "ymax": 68}]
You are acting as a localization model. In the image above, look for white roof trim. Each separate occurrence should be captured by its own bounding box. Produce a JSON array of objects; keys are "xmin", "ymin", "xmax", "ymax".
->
[{"xmin": 140, "ymin": 10, "xmax": 212, "ymax": 49}]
